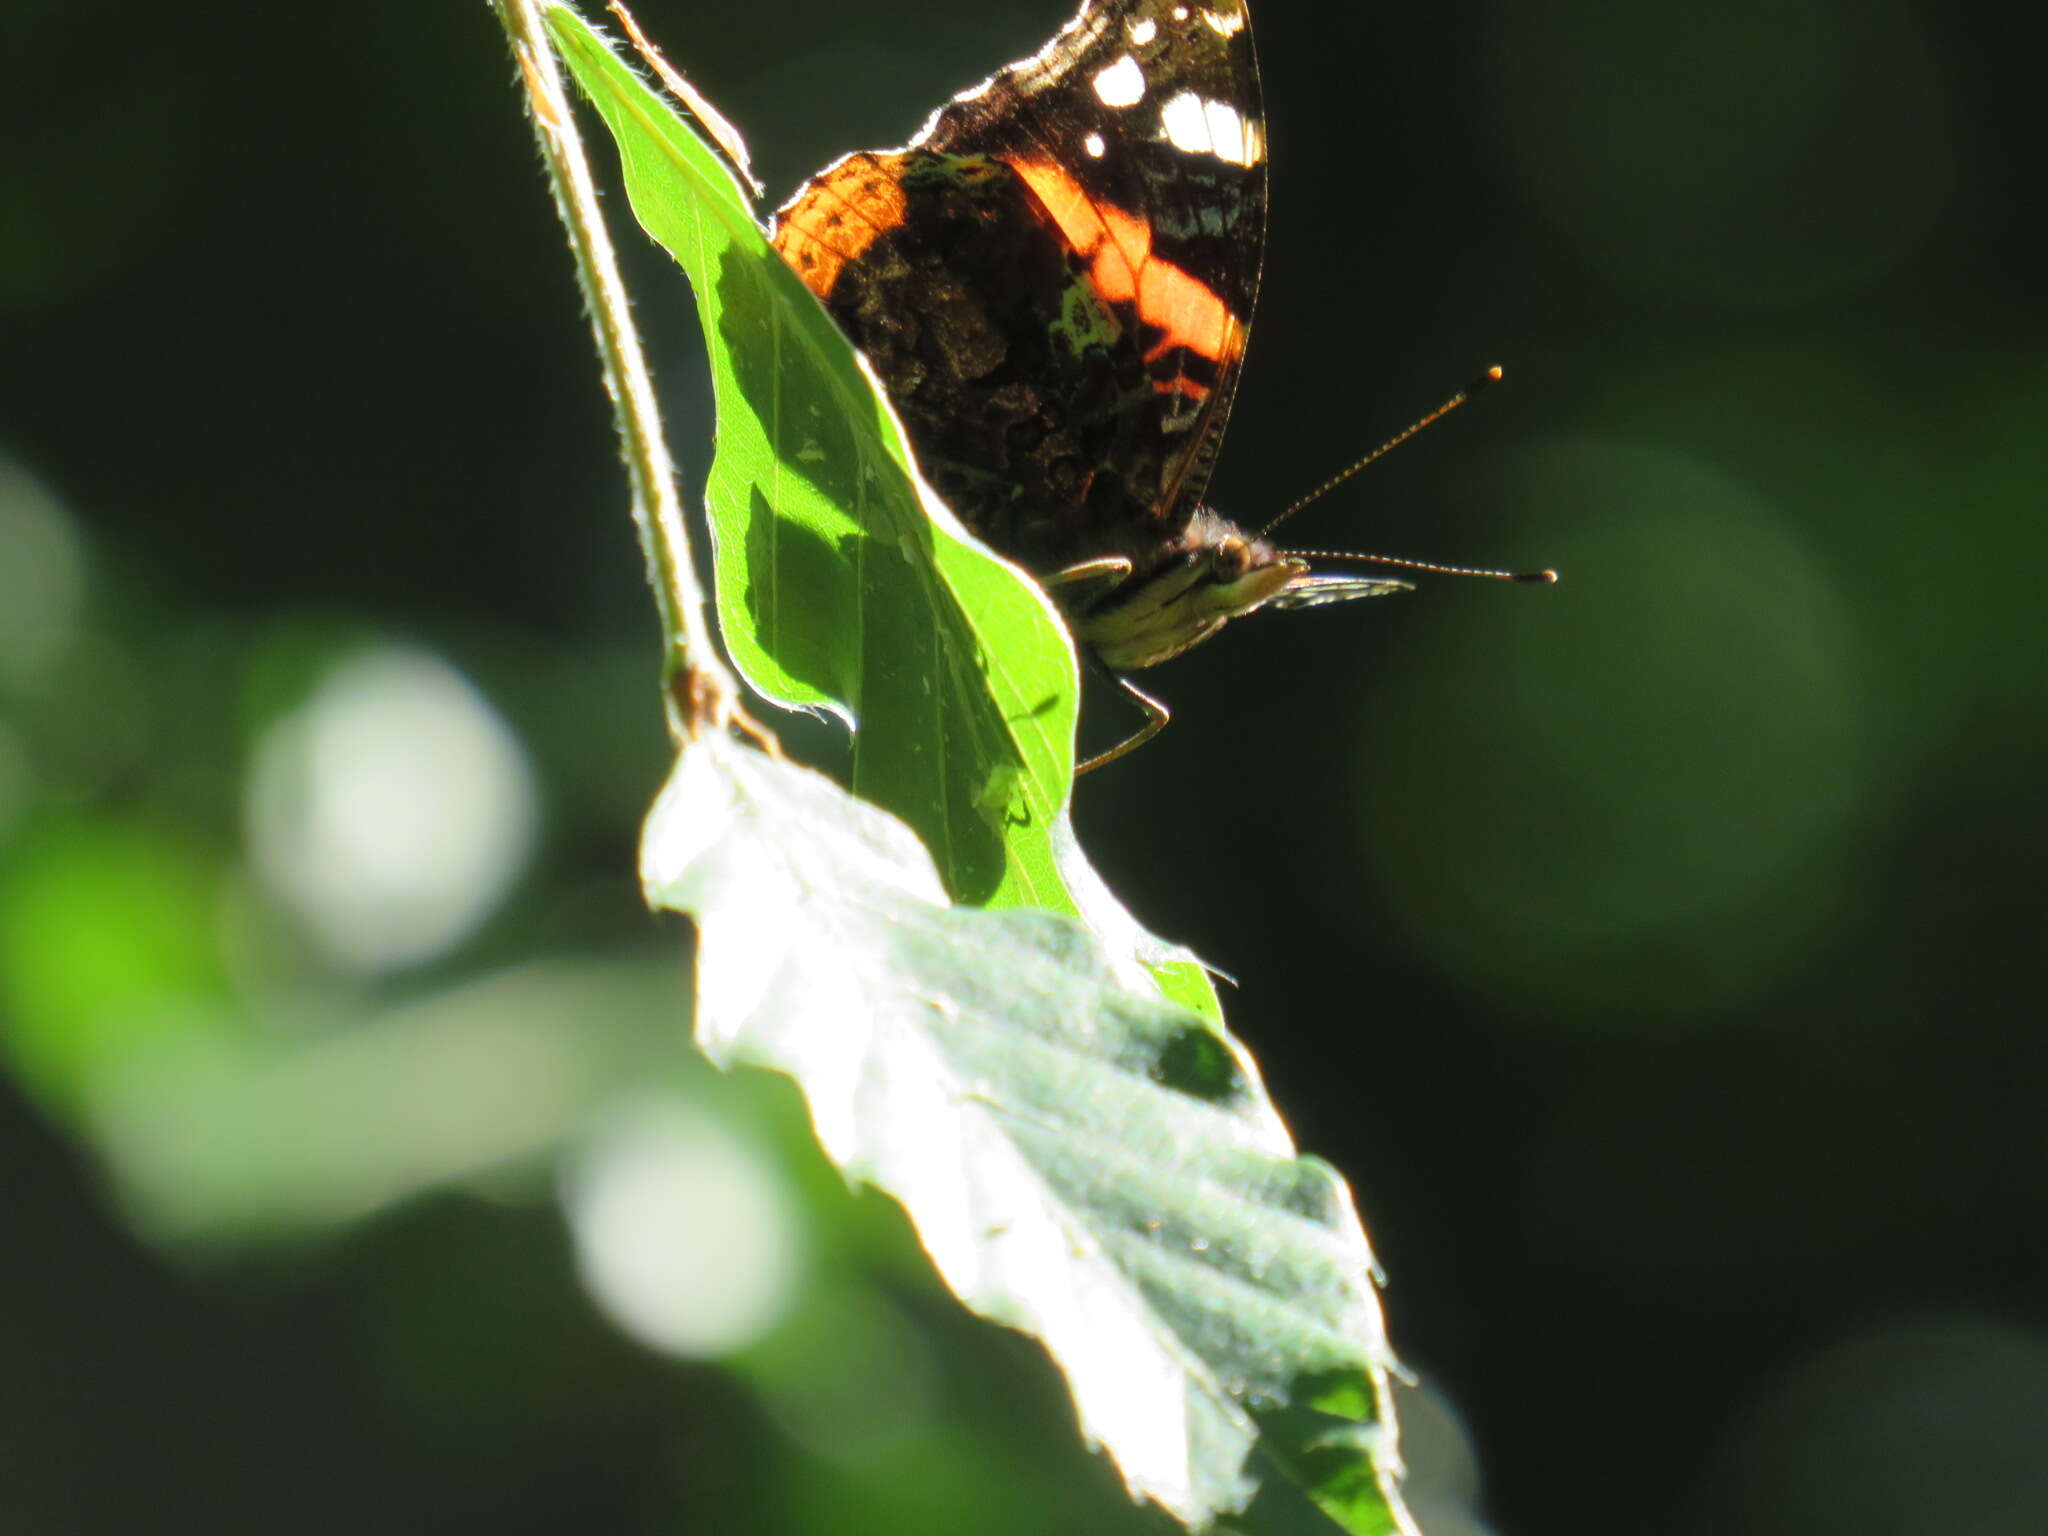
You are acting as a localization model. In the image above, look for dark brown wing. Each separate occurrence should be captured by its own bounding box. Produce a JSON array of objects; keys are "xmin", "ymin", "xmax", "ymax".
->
[
  {"xmin": 918, "ymin": 0, "xmax": 1266, "ymax": 517},
  {"xmin": 772, "ymin": 0, "xmax": 1267, "ymax": 579}
]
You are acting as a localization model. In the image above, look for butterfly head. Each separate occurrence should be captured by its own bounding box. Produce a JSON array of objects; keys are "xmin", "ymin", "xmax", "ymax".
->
[{"xmin": 1071, "ymin": 509, "xmax": 1408, "ymax": 670}]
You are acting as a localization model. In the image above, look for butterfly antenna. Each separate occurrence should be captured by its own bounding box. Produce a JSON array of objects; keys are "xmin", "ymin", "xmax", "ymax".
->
[
  {"xmin": 1279, "ymin": 549, "xmax": 1557, "ymax": 584},
  {"xmin": 1260, "ymin": 365, "xmax": 1503, "ymax": 539}
]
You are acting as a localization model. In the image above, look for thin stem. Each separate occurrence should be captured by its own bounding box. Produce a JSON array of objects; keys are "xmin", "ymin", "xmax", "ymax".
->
[{"xmin": 493, "ymin": 0, "xmax": 754, "ymax": 746}]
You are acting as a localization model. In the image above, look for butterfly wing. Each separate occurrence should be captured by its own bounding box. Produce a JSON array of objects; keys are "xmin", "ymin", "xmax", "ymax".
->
[{"xmin": 772, "ymin": 0, "xmax": 1267, "ymax": 580}]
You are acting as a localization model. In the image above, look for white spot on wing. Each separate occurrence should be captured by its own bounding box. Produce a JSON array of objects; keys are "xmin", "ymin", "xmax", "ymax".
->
[
  {"xmin": 1083, "ymin": 131, "xmax": 1107, "ymax": 158},
  {"xmin": 1159, "ymin": 91, "xmax": 1263, "ymax": 166},
  {"xmin": 1203, "ymin": 7, "xmax": 1246, "ymax": 36},
  {"xmin": 1128, "ymin": 17, "xmax": 1158, "ymax": 45},
  {"xmin": 1092, "ymin": 54, "xmax": 1146, "ymax": 107}
]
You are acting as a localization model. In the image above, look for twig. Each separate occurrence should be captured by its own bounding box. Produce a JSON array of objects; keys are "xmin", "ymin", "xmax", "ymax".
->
[{"xmin": 491, "ymin": 0, "xmax": 772, "ymax": 751}]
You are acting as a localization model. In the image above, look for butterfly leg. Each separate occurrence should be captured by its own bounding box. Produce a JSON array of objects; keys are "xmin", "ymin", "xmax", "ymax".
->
[
  {"xmin": 1043, "ymin": 556, "xmax": 1134, "ymax": 610},
  {"xmin": 1043, "ymin": 560, "xmax": 1165, "ymax": 773},
  {"xmin": 1077, "ymin": 674, "xmax": 1170, "ymax": 774}
]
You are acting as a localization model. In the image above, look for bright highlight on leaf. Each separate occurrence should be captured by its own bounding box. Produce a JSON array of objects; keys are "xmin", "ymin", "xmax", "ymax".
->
[{"xmin": 642, "ymin": 739, "xmax": 1413, "ymax": 1533}]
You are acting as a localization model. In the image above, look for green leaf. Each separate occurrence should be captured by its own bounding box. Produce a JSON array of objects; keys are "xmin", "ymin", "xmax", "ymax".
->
[
  {"xmin": 642, "ymin": 738, "xmax": 1417, "ymax": 1536},
  {"xmin": 546, "ymin": 7, "xmax": 1082, "ymax": 916}
]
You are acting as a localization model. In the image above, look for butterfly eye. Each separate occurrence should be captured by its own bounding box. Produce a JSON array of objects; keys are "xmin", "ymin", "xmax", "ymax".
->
[{"xmin": 1212, "ymin": 536, "xmax": 1251, "ymax": 577}]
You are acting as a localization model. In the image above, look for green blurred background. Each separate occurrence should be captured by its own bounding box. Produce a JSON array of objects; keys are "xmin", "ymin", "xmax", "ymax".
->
[{"xmin": 4, "ymin": 2, "xmax": 2044, "ymax": 1533}]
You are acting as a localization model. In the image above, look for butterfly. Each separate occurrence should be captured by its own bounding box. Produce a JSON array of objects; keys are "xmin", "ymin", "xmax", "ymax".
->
[{"xmin": 772, "ymin": 0, "xmax": 1542, "ymax": 767}]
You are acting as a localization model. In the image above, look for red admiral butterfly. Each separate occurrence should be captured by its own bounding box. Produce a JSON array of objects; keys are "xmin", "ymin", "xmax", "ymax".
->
[{"xmin": 772, "ymin": 0, "xmax": 1546, "ymax": 767}]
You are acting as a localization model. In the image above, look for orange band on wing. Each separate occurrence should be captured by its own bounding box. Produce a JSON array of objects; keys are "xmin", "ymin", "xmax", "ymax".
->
[
  {"xmin": 772, "ymin": 152, "xmax": 911, "ymax": 300},
  {"xmin": 1006, "ymin": 156, "xmax": 1244, "ymax": 370}
]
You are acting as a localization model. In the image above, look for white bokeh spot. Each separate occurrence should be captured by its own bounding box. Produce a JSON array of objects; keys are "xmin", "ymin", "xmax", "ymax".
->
[
  {"xmin": 246, "ymin": 645, "xmax": 538, "ymax": 972},
  {"xmin": 565, "ymin": 1098, "xmax": 802, "ymax": 1359}
]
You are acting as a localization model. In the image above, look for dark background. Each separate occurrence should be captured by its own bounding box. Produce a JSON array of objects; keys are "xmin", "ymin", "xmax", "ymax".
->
[{"xmin": 4, "ymin": 2, "xmax": 2045, "ymax": 1533}]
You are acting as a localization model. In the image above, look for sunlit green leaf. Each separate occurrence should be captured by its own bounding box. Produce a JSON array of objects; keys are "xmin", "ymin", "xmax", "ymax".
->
[
  {"xmin": 642, "ymin": 739, "xmax": 1415, "ymax": 1535},
  {"xmin": 548, "ymin": 7, "xmax": 1086, "ymax": 915}
]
